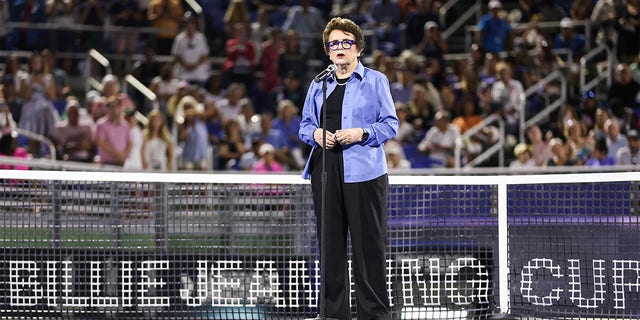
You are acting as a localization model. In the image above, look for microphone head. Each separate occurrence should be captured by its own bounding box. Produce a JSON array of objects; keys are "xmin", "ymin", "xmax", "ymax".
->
[{"xmin": 314, "ymin": 64, "xmax": 337, "ymax": 82}]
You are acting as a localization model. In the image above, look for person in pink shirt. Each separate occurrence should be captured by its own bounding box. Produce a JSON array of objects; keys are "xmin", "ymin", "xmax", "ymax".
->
[
  {"xmin": 251, "ymin": 143, "xmax": 284, "ymax": 172},
  {"xmin": 94, "ymin": 96, "xmax": 131, "ymax": 166}
]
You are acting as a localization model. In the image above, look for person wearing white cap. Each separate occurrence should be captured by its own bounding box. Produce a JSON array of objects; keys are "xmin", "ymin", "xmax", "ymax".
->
[
  {"xmin": 251, "ymin": 143, "xmax": 284, "ymax": 172},
  {"xmin": 416, "ymin": 20, "xmax": 448, "ymax": 65},
  {"xmin": 552, "ymin": 17, "xmax": 585, "ymax": 59},
  {"xmin": 488, "ymin": 0, "xmax": 502, "ymax": 10},
  {"xmin": 403, "ymin": 0, "xmax": 439, "ymax": 49},
  {"xmin": 476, "ymin": 0, "xmax": 513, "ymax": 53}
]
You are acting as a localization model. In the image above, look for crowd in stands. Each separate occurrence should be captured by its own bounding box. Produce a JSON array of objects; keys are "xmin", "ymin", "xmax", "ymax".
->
[{"xmin": 1, "ymin": 0, "xmax": 640, "ymax": 172}]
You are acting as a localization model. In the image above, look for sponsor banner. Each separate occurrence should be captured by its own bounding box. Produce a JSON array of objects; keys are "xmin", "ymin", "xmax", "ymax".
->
[
  {"xmin": 509, "ymin": 224, "xmax": 640, "ymax": 318},
  {"xmin": 0, "ymin": 249, "xmax": 493, "ymax": 317}
]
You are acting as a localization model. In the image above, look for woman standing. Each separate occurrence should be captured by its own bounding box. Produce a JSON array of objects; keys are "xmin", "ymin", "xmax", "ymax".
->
[
  {"xmin": 141, "ymin": 109, "xmax": 174, "ymax": 171},
  {"xmin": 298, "ymin": 17, "xmax": 398, "ymax": 320},
  {"xmin": 18, "ymin": 52, "xmax": 59, "ymax": 157}
]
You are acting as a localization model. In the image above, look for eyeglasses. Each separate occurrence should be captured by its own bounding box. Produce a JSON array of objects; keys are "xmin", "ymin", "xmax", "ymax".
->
[{"xmin": 327, "ymin": 39, "xmax": 356, "ymax": 51}]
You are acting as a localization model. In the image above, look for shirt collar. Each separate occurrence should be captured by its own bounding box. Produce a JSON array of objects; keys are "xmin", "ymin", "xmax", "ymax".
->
[{"xmin": 328, "ymin": 61, "xmax": 364, "ymax": 84}]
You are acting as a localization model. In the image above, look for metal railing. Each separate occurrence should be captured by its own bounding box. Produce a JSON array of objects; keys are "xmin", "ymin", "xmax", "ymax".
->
[
  {"xmin": 11, "ymin": 128, "xmax": 57, "ymax": 161},
  {"xmin": 85, "ymin": 49, "xmax": 111, "ymax": 93},
  {"xmin": 124, "ymin": 74, "xmax": 159, "ymax": 117},
  {"xmin": 519, "ymin": 69, "xmax": 567, "ymax": 143},
  {"xmin": 440, "ymin": 0, "xmax": 482, "ymax": 40},
  {"xmin": 454, "ymin": 113, "xmax": 505, "ymax": 169},
  {"xmin": 579, "ymin": 44, "xmax": 613, "ymax": 95}
]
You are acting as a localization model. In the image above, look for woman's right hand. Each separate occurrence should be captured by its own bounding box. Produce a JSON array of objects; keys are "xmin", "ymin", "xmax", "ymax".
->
[{"xmin": 314, "ymin": 128, "xmax": 336, "ymax": 149}]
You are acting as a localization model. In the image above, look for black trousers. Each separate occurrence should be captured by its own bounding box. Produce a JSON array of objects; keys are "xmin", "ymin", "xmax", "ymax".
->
[{"xmin": 310, "ymin": 148, "xmax": 390, "ymax": 320}]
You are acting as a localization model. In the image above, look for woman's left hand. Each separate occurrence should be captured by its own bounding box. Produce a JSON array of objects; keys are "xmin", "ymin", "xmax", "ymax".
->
[{"xmin": 335, "ymin": 128, "xmax": 364, "ymax": 145}]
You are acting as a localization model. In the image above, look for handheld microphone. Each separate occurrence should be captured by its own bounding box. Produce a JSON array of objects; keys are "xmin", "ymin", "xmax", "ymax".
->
[{"xmin": 313, "ymin": 64, "xmax": 336, "ymax": 83}]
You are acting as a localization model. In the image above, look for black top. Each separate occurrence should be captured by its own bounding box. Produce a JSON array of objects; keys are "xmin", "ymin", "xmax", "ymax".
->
[{"xmin": 322, "ymin": 79, "xmax": 347, "ymax": 133}]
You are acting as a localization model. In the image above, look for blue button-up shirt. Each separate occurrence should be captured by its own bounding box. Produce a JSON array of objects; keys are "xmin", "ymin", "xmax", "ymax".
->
[{"xmin": 299, "ymin": 62, "xmax": 399, "ymax": 182}]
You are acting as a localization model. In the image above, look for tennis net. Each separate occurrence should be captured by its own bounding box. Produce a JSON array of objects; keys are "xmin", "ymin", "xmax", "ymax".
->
[{"xmin": 0, "ymin": 170, "xmax": 638, "ymax": 320}]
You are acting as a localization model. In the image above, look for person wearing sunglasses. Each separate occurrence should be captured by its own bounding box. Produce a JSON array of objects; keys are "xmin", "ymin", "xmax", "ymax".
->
[{"xmin": 298, "ymin": 17, "xmax": 398, "ymax": 320}]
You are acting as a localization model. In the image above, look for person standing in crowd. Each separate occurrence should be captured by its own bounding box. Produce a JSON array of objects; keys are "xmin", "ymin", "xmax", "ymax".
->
[
  {"xmin": 491, "ymin": 61, "xmax": 524, "ymax": 137},
  {"xmin": 108, "ymin": 0, "xmax": 142, "ymax": 76},
  {"xmin": 172, "ymin": 11, "xmax": 211, "ymax": 87},
  {"xmin": 147, "ymin": 0, "xmax": 184, "ymax": 55},
  {"xmin": 46, "ymin": 0, "xmax": 76, "ymax": 54},
  {"xmin": 95, "ymin": 96, "xmax": 131, "ymax": 166},
  {"xmin": 615, "ymin": 0, "xmax": 640, "ymax": 64},
  {"xmin": 223, "ymin": 22, "xmax": 256, "ymax": 91},
  {"xmin": 416, "ymin": 21, "xmax": 447, "ymax": 68},
  {"xmin": 277, "ymin": 30, "xmax": 308, "ymax": 84},
  {"xmin": 476, "ymin": 0, "xmax": 513, "ymax": 53},
  {"xmin": 141, "ymin": 109, "xmax": 174, "ymax": 171},
  {"xmin": 553, "ymin": 17, "xmax": 586, "ymax": 61},
  {"xmin": 403, "ymin": 0, "xmax": 439, "ymax": 50},
  {"xmin": 7, "ymin": 0, "xmax": 47, "ymax": 51},
  {"xmin": 591, "ymin": 0, "xmax": 617, "ymax": 49},
  {"xmin": 298, "ymin": 17, "xmax": 398, "ymax": 320},
  {"xmin": 76, "ymin": 0, "xmax": 106, "ymax": 51},
  {"xmin": 176, "ymin": 96, "xmax": 208, "ymax": 170},
  {"xmin": 18, "ymin": 51, "xmax": 59, "ymax": 157},
  {"xmin": 282, "ymin": 0, "xmax": 326, "ymax": 59},
  {"xmin": 254, "ymin": 28, "xmax": 284, "ymax": 113}
]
